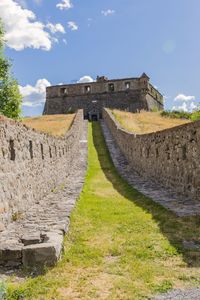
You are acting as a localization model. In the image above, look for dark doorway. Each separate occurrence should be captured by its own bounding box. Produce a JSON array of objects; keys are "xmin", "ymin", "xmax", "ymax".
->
[
  {"xmin": 84, "ymin": 113, "xmax": 89, "ymax": 120},
  {"xmin": 91, "ymin": 114, "xmax": 98, "ymax": 121}
]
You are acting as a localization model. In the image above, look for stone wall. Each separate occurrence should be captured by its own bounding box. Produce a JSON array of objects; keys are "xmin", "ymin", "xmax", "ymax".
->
[
  {"xmin": 44, "ymin": 74, "xmax": 163, "ymax": 117},
  {"xmin": 103, "ymin": 108, "xmax": 200, "ymax": 201},
  {"xmin": 0, "ymin": 110, "xmax": 84, "ymax": 228},
  {"xmin": 44, "ymin": 91, "xmax": 163, "ymax": 118},
  {"xmin": 46, "ymin": 75, "xmax": 148, "ymax": 98},
  {"xmin": 44, "ymin": 90, "xmax": 143, "ymax": 115}
]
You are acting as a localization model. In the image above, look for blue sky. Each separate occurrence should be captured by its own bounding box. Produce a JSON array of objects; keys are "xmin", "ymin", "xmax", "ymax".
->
[{"xmin": 1, "ymin": 0, "xmax": 200, "ymax": 116}]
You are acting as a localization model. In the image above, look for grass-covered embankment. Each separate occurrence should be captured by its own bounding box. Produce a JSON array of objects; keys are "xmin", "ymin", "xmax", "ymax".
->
[
  {"xmin": 22, "ymin": 114, "xmax": 75, "ymax": 136},
  {"xmin": 111, "ymin": 110, "xmax": 191, "ymax": 134},
  {"xmin": 7, "ymin": 122, "xmax": 200, "ymax": 299}
]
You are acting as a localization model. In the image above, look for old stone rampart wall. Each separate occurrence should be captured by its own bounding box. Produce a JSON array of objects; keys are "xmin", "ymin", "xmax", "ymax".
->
[
  {"xmin": 103, "ymin": 108, "xmax": 200, "ymax": 201},
  {"xmin": 0, "ymin": 110, "xmax": 84, "ymax": 228}
]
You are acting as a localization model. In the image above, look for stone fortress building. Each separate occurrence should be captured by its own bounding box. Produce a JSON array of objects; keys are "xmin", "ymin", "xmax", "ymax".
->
[{"xmin": 43, "ymin": 73, "xmax": 164, "ymax": 120}]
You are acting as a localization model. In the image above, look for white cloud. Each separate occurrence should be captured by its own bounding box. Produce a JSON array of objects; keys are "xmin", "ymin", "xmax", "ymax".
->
[
  {"xmin": 56, "ymin": 0, "xmax": 73, "ymax": 10},
  {"xmin": 46, "ymin": 23, "xmax": 65, "ymax": 34},
  {"xmin": 63, "ymin": 38, "xmax": 67, "ymax": 45},
  {"xmin": 190, "ymin": 101, "xmax": 198, "ymax": 111},
  {"xmin": 172, "ymin": 102, "xmax": 188, "ymax": 112},
  {"xmin": 172, "ymin": 101, "xmax": 198, "ymax": 112},
  {"xmin": 52, "ymin": 37, "xmax": 59, "ymax": 44},
  {"xmin": 77, "ymin": 76, "xmax": 94, "ymax": 83},
  {"xmin": 20, "ymin": 79, "xmax": 51, "ymax": 107},
  {"xmin": 172, "ymin": 93, "xmax": 198, "ymax": 112},
  {"xmin": 0, "ymin": 0, "xmax": 53, "ymax": 51},
  {"xmin": 174, "ymin": 94, "xmax": 195, "ymax": 102},
  {"xmin": 163, "ymin": 95, "xmax": 170, "ymax": 100},
  {"xmin": 101, "ymin": 9, "xmax": 115, "ymax": 16},
  {"xmin": 67, "ymin": 21, "xmax": 78, "ymax": 31}
]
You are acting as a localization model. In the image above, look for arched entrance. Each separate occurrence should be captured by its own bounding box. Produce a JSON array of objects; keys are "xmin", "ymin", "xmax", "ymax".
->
[{"xmin": 86, "ymin": 100, "xmax": 101, "ymax": 121}]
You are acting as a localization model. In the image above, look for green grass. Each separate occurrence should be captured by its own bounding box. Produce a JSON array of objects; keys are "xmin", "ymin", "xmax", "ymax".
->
[{"xmin": 6, "ymin": 122, "xmax": 200, "ymax": 300}]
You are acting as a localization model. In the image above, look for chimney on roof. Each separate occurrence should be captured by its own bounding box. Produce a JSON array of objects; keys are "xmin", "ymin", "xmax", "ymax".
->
[{"xmin": 96, "ymin": 75, "xmax": 108, "ymax": 82}]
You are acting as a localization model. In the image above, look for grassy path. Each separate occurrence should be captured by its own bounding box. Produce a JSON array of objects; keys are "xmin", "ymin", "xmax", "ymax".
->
[{"xmin": 7, "ymin": 122, "xmax": 200, "ymax": 299}]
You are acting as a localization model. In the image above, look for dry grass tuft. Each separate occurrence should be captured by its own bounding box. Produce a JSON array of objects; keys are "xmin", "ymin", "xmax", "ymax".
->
[
  {"xmin": 112, "ymin": 110, "xmax": 191, "ymax": 134},
  {"xmin": 22, "ymin": 114, "xmax": 75, "ymax": 136}
]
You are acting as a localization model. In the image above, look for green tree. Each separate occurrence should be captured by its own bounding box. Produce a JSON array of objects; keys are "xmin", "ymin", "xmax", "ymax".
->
[{"xmin": 0, "ymin": 20, "xmax": 22, "ymax": 119}]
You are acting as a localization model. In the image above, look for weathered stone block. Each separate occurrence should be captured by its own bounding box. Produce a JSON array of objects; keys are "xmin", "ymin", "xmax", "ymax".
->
[
  {"xmin": 22, "ymin": 232, "xmax": 63, "ymax": 268},
  {"xmin": 21, "ymin": 233, "xmax": 42, "ymax": 246},
  {"xmin": 22, "ymin": 243, "xmax": 58, "ymax": 267},
  {"xmin": 0, "ymin": 245, "xmax": 22, "ymax": 265}
]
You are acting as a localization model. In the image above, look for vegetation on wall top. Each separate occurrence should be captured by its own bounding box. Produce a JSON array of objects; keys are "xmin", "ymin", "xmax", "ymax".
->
[{"xmin": 161, "ymin": 109, "xmax": 200, "ymax": 121}]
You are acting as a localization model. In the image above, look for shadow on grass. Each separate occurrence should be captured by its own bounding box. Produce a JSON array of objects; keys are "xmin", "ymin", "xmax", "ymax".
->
[{"xmin": 92, "ymin": 121, "xmax": 200, "ymax": 268}]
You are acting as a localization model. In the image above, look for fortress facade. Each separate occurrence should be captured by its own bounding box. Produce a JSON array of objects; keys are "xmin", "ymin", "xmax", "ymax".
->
[{"xmin": 43, "ymin": 73, "xmax": 163, "ymax": 120}]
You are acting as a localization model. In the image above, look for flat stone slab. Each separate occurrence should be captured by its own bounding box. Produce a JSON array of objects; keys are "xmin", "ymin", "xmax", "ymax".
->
[
  {"xmin": 21, "ymin": 233, "xmax": 43, "ymax": 246},
  {"xmin": 0, "ymin": 121, "xmax": 88, "ymax": 270},
  {"xmin": 101, "ymin": 121, "xmax": 200, "ymax": 217}
]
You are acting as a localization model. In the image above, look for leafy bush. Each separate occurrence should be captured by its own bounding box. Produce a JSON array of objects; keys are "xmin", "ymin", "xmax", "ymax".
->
[
  {"xmin": 161, "ymin": 109, "xmax": 200, "ymax": 121},
  {"xmin": 191, "ymin": 110, "xmax": 200, "ymax": 121},
  {"xmin": 0, "ymin": 19, "xmax": 22, "ymax": 119},
  {"xmin": 161, "ymin": 110, "xmax": 191, "ymax": 119}
]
